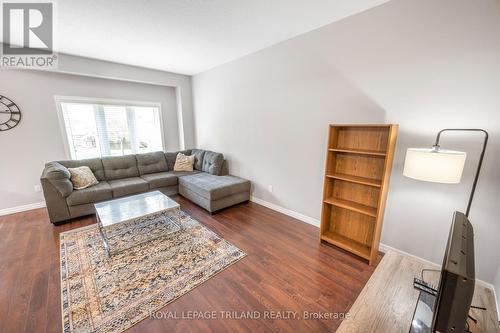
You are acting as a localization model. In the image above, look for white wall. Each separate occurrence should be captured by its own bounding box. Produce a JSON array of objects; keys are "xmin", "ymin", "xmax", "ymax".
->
[
  {"xmin": 54, "ymin": 54, "xmax": 196, "ymax": 149},
  {"xmin": 193, "ymin": 42, "xmax": 385, "ymax": 219},
  {"xmin": 0, "ymin": 54, "xmax": 196, "ymax": 212},
  {"xmin": 0, "ymin": 71, "xmax": 181, "ymax": 211},
  {"xmin": 193, "ymin": 0, "xmax": 500, "ymax": 284}
]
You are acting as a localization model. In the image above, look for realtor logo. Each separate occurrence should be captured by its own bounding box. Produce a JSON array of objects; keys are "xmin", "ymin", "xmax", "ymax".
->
[{"xmin": 1, "ymin": 2, "xmax": 57, "ymax": 68}]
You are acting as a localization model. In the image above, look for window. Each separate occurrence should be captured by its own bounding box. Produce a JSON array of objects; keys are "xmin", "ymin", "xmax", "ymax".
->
[{"xmin": 57, "ymin": 97, "xmax": 163, "ymax": 160}]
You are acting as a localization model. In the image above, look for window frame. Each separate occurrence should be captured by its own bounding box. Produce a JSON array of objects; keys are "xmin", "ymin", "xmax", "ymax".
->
[{"xmin": 54, "ymin": 95, "xmax": 165, "ymax": 160}]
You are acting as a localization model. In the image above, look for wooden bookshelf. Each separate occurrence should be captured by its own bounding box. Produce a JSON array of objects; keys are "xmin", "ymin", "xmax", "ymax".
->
[{"xmin": 320, "ymin": 124, "xmax": 398, "ymax": 265}]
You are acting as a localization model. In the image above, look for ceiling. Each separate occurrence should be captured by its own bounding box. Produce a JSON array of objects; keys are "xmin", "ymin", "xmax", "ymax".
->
[{"xmin": 8, "ymin": 0, "xmax": 389, "ymax": 75}]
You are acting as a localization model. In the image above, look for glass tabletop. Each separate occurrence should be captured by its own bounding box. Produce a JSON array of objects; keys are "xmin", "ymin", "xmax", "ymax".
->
[{"xmin": 94, "ymin": 191, "xmax": 180, "ymax": 227}]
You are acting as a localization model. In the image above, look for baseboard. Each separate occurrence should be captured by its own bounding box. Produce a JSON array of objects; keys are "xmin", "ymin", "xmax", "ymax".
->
[
  {"xmin": 250, "ymin": 196, "xmax": 320, "ymax": 227},
  {"xmin": 378, "ymin": 243, "xmax": 440, "ymax": 269},
  {"xmin": 494, "ymin": 286, "xmax": 500, "ymax": 323},
  {"xmin": 0, "ymin": 201, "xmax": 46, "ymax": 216},
  {"xmin": 249, "ymin": 195, "xmax": 499, "ymax": 316}
]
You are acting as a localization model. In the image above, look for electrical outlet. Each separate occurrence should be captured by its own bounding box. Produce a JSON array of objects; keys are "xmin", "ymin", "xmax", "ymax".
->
[
  {"xmin": 34, "ymin": 185, "xmax": 42, "ymax": 192},
  {"xmin": 267, "ymin": 185, "xmax": 273, "ymax": 193}
]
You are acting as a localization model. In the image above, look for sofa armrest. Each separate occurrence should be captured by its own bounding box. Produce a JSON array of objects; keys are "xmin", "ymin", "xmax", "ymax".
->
[{"xmin": 41, "ymin": 162, "xmax": 73, "ymax": 197}]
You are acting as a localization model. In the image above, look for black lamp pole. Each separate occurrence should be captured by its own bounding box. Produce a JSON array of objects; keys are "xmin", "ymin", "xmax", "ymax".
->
[{"xmin": 432, "ymin": 129, "xmax": 489, "ymax": 217}]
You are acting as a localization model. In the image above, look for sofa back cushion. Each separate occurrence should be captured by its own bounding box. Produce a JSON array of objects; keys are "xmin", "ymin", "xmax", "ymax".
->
[
  {"xmin": 59, "ymin": 158, "xmax": 106, "ymax": 181},
  {"xmin": 165, "ymin": 150, "xmax": 191, "ymax": 171},
  {"xmin": 102, "ymin": 155, "xmax": 139, "ymax": 180},
  {"xmin": 136, "ymin": 151, "xmax": 168, "ymax": 175},
  {"xmin": 191, "ymin": 149, "xmax": 205, "ymax": 171},
  {"xmin": 202, "ymin": 151, "xmax": 224, "ymax": 175}
]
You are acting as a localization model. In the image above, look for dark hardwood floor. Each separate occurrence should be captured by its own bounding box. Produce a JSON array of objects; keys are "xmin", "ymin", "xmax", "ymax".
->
[{"xmin": 0, "ymin": 197, "xmax": 381, "ymax": 333}]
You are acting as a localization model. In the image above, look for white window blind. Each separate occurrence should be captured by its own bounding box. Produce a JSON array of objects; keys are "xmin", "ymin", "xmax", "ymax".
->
[{"xmin": 59, "ymin": 99, "xmax": 163, "ymax": 160}]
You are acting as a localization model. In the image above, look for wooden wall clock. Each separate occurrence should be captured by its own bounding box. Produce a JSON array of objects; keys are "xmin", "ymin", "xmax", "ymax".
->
[{"xmin": 0, "ymin": 95, "xmax": 21, "ymax": 131}]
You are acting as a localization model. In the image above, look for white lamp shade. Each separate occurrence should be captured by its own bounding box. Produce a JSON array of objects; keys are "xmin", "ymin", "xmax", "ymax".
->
[{"xmin": 403, "ymin": 148, "xmax": 467, "ymax": 184}]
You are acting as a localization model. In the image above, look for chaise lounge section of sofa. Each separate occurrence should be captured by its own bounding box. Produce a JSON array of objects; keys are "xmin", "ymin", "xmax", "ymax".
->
[{"xmin": 40, "ymin": 149, "xmax": 250, "ymax": 224}]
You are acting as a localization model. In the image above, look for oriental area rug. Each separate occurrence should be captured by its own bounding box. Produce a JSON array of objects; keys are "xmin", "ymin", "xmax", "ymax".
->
[{"xmin": 60, "ymin": 211, "xmax": 246, "ymax": 333}]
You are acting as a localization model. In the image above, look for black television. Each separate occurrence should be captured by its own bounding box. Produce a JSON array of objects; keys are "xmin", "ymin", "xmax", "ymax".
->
[{"xmin": 410, "ymin": 211, "xmax": 475, "ymax": 333}]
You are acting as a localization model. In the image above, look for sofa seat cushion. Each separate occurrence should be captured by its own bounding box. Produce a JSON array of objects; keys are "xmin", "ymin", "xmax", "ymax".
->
[
  {"xmin": 66, "ymin": 181, "xmax": 112, "ymax": 206},
  {"xmin": 179, "ymin": 173, "xmax": 250, "ymax": 201},
  {"xmin": 141, "ymin": 172, "xmax": 178, "ymax": 189},
  {"xmin": 171, "ymin": 170, "xmax": 201, "ymax": 177},
  {"xmin": 109, "ymin": 177, "xmax": 149, "ymax": 197}
]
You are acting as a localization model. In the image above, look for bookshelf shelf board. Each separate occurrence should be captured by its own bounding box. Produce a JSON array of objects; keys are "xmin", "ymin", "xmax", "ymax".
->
[
  {"xmin": 321, "ymin": 231, "xmax": 371, "ymax": 260},
  {"xmin": 328, "ymin": 148, "xmax": 387, "ymax": 156},
  {"xmin": 323, "ymin": 197, "xmax": 378, "ymax": 217},
  {"xmin": 326, "ymin": 173, "xmax": 382, "ymax": 187}
]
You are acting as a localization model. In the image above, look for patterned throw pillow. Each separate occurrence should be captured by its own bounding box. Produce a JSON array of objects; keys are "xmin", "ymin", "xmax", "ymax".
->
[
  {"xmin": 173, "ymin": 153, "xmax": 195, "ymax": 171},
  {"xmin": 68, "ymin": 166, "xmax": 99, "ymax": 190}
]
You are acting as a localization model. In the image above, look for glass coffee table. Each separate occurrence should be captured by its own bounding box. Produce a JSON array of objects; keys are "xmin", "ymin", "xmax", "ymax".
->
[{"xmin": 94, "ymin": 191, "xmax": 182, "ymax": 256}]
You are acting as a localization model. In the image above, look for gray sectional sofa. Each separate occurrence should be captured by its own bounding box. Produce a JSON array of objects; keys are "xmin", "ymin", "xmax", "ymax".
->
[{"xmin": 40, "ymin": 149, "xmax": 251, "ymax": 224}]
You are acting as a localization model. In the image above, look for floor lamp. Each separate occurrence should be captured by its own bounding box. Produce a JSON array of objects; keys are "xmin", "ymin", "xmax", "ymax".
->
[{"xmin": 403, "ymin": 129, "xmax": 489, "ymax": 217}]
